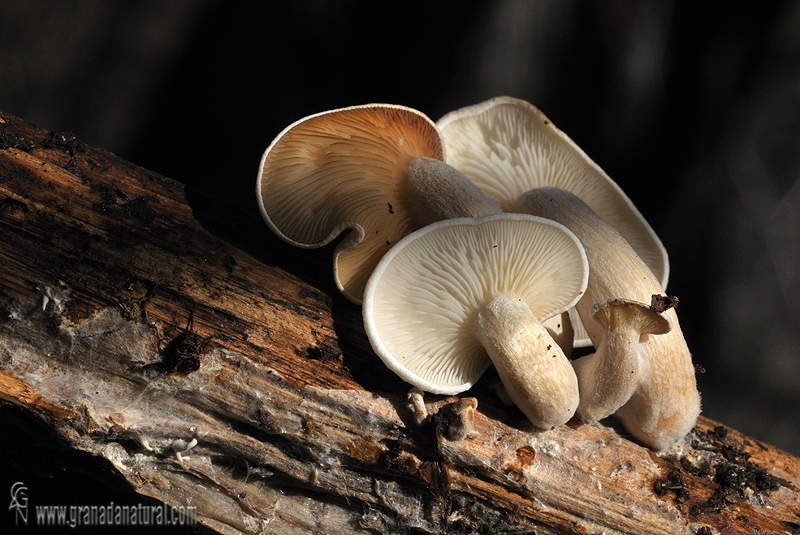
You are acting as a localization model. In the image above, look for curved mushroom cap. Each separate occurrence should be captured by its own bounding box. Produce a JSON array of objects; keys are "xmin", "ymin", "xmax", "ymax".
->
[
  {"xmin": 592, "ymin": 298, "xmax": 672, "ymax": 337},
  {"xmin": 257, "ymin": 104, "xmax": 444, "ymax": 302},
  {"xmin": 363, "ymin": 213, "xmax": 588, "ymax": 395},
  {"xmin": 437, "ymin": 96, "xmax": 668, "ymax": 290}
]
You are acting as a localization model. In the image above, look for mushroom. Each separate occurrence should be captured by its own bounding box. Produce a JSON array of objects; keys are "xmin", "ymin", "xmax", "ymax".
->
[
  {"xmin": 573, "ymin": 298, "xmax": 672, "ymax": 422},
  {"xmin": 437, "ymin": 96, "xmax": 668, "ymax": 346},
  {"xmin": 256, "ymin": 104, "xmax": 501, "ymax": 303},
  {"xmin": 363, "ymin": 213, "xmax": 588, "ymax": 429},
  {"xmin": 514, "ymin": 187, "xmax": 700, "ymax": 450}
]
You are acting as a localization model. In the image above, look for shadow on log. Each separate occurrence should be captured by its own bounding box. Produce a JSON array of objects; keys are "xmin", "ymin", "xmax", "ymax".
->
[{"xmin": 1, "ymin": 110, "xmax": 799, "ymax": 534}]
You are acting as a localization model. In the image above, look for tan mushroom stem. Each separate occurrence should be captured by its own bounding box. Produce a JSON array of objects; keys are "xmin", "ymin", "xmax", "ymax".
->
[
  {"xmin": 404, "ymin": 156, "xmax": 502, "ymax": 227},
  {"xmin": 474, "ymin": 295, "xmax": 579, "ymax": 429},
  {"xmin": 330, "ymin": 156, "xmax": 502, "ymax": 302},
  {"xmin": 514, "ymin": 187, "xmax": 700, "ymax": 450},
  {"xmin": 573, "ymin": 298, "xmax": 671, "ymax": 423}
]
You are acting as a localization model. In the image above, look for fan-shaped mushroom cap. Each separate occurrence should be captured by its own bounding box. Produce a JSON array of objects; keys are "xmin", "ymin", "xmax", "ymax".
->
[
  {"xmin": 363, "ymin": 213, "xmax": 588, "ymax": 396},
  {"xmin": 593, "ymin": 298, "xmax": 672, "ymax": 336},
  {"xmin": 437, "ymin": 96, "xmax": 668, "ymax": 345},
  {"xmin": 257, "ymin": 104, "xmax": 500, "ymax": 303}
]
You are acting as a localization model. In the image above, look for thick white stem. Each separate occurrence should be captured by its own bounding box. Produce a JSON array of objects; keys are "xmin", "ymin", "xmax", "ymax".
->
[
  {"xmin": 404, "ymin": 157, "xmax": 502, "ymax": 227},
  {"xmin": 474, "ymin": 295, "xmax": 579, "ymax": 429},
  {"xmin": 574, "ymin": 328, "xmax": 644, "ymax": 422}
]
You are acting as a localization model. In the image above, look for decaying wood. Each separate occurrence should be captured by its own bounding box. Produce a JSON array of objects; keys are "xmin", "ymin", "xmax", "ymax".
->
[{"xmin": 1, "ymin": 109, "xmax": 799, "ymax": 534}]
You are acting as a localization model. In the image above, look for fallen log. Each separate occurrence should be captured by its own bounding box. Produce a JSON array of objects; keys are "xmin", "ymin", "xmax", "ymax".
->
[{"xmin": 1, "ymin": 110, "xmax": 798, "ymax": 534}]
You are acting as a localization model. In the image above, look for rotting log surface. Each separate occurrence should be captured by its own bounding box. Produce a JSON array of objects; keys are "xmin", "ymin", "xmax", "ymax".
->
[{"xmin": 1, "ymin": 110, "xmax": 799, "ymax": 535}]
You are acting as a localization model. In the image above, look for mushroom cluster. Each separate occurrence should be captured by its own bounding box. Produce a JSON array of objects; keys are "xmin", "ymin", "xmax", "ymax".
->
[{"xmin": 256, "ymin": 97, "xmax": 701, "ymax": 451}]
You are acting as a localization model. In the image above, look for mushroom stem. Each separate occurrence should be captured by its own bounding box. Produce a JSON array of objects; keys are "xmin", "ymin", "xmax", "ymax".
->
[
  {"xmin": 574, "ymin": 298, "xmax": 671, "ymax": 422},
  {"xmin": 404, "ymin": 156, "xmax": 502, "ymax": 227},
  {"xmin": 474, "ymin": 295, "xmax": 579, "ymax": 429},
  {"xmin": 515, "ymin": 187, "xmax": 700, "ymax": 450}
]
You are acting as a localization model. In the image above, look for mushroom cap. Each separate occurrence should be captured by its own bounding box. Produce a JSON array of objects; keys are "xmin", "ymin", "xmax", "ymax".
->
[
  {"xmin": 437, "ymin": 96, "xmax": 669, "ymax": 345},
  {"xmin": 363, "ymin": 213, "xmax": 588, "ymax": 395},
  {"xmin": 256, "ymin": 104, "xmax": 444, "ymax": 303},
  {"xmin": 592, "ymin": 298, "xmax": 672, "ymax": 336}
]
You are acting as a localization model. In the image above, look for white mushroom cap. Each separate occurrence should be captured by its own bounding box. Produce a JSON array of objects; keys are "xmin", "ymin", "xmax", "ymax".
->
[
  {"xmin": 363, "ymin": 213, "xmax": 588, "ymax": 396},
  {"xmin": 256, "ymin": 104, "xmax": 500, "ymax": 303},
  {"xmin": 437, "ymin": 96, "xmax": 669, "ymax": 346}
]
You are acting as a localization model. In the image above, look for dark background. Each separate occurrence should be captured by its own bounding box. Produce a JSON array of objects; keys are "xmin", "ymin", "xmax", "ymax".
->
[{"xmin": 1, "ymin": 0, "xmax": 799, "ymax": 522}]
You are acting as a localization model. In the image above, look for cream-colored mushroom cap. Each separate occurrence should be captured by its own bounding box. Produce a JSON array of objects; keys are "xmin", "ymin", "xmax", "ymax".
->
[
  {"xmin": 256, "ymin": 104, "xmax": 444, "ymax": 303},
  {"xmin": 363, "ymin": 213, "xmax": 588, "ymax": 396},
  {"xmin": 437, "ymin": 96, "xmax": 668, "ymax": 345}
]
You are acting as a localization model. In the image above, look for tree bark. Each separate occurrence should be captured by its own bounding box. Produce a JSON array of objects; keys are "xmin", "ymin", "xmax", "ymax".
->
[{"xmin": 1, "ymin": 109, "xmax": 798, "ymax": 535}]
